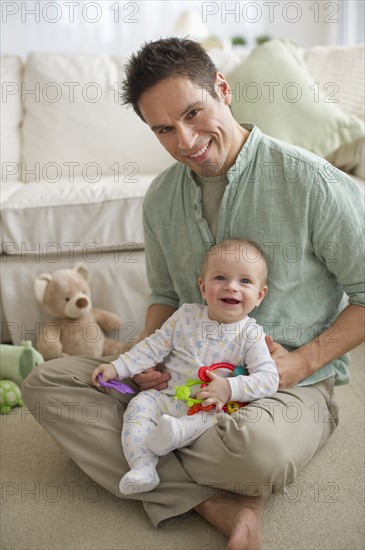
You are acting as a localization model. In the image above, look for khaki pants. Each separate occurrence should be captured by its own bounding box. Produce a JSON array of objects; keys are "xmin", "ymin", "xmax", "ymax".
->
[{"xmin": 22, "ymin": 355, "xmax": 338, "ymax": 528}]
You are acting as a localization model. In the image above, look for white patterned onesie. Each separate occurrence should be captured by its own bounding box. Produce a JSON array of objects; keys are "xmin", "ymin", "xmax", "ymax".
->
[{"xmin": 112, "ymin": 303, "xmax": 278, "ymax": 495}]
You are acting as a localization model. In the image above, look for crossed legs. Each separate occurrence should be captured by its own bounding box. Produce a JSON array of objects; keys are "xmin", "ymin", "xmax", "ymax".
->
[{"xmin": 22, "ymin": 358, "xmax": 338, "ymax": 549}]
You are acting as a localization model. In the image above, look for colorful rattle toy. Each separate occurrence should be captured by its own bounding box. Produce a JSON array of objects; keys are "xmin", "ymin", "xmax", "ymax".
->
[
  {"xmin": 198, "ymin": 362, "xmax": 247, "ymax": 384},
  {"xmin": 97, "ymin": 374, "xmax": 135, "ymax": 394},
  {"xmin": 174, "ymin": 362, "xmax": 248, "ymax": 415},
  {"xmin": 174, "ymin": 378, "xmax": 203, "ymax": 407}
]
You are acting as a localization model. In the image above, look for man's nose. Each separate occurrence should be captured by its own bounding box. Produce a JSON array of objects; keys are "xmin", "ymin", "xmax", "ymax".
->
[{"xmin": 177, "ymin": 125, "xmax": 197, "ymax": 151}]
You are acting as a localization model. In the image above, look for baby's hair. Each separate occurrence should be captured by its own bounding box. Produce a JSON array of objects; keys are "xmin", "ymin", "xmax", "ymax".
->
[{"xmin": 201, "ymin": 238, "xmax": 268, "ymax": 284}]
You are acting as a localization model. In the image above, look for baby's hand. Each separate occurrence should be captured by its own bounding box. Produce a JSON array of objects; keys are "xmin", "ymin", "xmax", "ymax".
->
[
  {"xmin": 91, "ymin": 363, "xmax": 118, "ymax": 387},
  {"xmin": 196, "ymin": 370, "xmax": 231, "ymax": 411}
]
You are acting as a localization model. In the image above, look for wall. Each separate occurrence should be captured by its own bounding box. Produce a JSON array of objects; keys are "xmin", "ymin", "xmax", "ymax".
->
[{"xmin": 1, "ymin": 0, "xmax": 359, "ymax": 60}]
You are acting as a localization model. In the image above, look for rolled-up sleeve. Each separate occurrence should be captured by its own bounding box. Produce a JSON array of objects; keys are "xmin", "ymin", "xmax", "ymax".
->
[{"xmin": 310, "ymin": 167, "xmax": 365, "ymax": 307}]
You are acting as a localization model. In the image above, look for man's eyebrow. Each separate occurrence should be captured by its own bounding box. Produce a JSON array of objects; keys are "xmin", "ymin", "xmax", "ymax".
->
[
  {"xmin": 180, "ymin": 102, "xmax": 201, "ymax": 117},
  {"xmin": 150, "ymin": 102, "xmax": 201, "ymax": 132}
]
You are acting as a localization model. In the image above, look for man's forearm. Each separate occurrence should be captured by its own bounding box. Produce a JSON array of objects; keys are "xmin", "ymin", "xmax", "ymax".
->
[
  {"xmin": 138, "ymin": 303, "xmax": 177, "ymax": 341},
  {"xmin": 300, "ymin": 304, "xmax": 365, "ymax": 375}
]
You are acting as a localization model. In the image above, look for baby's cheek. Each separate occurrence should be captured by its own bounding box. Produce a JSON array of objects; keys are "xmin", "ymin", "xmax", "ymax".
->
[{"xmin": 205, "ymin": 285, "xmax": 219, "ymax": 302}]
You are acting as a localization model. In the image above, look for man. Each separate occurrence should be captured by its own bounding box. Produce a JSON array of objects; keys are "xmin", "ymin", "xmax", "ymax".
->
[{"xmin": 23, "ymin": 38, "xmax": 364, "ymax": 550}]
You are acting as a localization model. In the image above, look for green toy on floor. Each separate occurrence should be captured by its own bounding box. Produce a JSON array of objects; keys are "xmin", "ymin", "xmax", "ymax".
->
[
  {"xmin": 0, "ymin": 340, "xmax": 44, "ymax": 414},
  {"xmin": 0, "ymin": 380, "xmax": 24, "ymax": 414},
  {"xmin": 0, "ymin": 340, "xmax": 44, "ymax": 387}
]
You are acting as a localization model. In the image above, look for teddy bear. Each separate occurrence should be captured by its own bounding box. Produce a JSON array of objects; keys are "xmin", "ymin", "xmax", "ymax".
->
[
  {"xmin": 34, "ymin": 264, "xmax": 127, "ymax": 361},
  {"xmin": 0, "ymin": 340, "xmax": 44, "ymax": 387}
]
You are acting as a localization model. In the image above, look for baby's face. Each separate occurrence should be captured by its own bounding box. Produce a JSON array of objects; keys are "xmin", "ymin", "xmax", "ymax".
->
[{"xmin": 199, "ymin": 249, "xmax": 268, "ymax": 324}]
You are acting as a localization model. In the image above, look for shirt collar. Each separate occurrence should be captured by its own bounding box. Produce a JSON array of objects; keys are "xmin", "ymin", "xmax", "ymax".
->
[{"xmin": 201, "ymin": 306, "xmax": 250, "ymax": 340}]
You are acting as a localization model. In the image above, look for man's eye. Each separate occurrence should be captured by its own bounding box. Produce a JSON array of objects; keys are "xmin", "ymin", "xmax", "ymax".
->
[
  {"xmin": 188, "ymin": 109, "xmax": 199, "ymax": 118},
  {"xmin": 159, "ymin": 127, "xmax": 172, "ymax": 135}
]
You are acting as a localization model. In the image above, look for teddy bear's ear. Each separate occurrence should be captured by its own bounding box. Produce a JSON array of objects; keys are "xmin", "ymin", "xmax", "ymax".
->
[
  {"xmin": 34, "ymin": 273, "xmax": 52, "ymax": 303},
  {"xmin": 74, "ymin": 263, "xmax": 89, "ymax": 281}
]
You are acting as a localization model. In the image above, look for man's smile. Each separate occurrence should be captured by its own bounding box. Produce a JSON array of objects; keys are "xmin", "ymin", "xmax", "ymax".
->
[{"xmin": 187, "ymin": 139, "xmax": 212, "ymax": 161}]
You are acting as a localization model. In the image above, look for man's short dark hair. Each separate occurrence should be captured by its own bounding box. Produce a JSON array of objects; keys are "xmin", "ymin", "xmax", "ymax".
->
[{"xmin": 121, "ymin": 37, "xmax": 218, "ymax": 121}]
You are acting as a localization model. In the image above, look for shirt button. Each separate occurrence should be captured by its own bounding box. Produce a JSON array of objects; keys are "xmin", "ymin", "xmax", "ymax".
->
[{"xmin": 194, "ymin": 205, "xmax": 198, "ymax": 210}]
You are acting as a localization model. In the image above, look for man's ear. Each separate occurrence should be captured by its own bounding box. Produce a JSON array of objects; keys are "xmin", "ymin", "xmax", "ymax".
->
[{"xmin": 215, "ymin": 72, "xmax": 231, "ymax": 105}]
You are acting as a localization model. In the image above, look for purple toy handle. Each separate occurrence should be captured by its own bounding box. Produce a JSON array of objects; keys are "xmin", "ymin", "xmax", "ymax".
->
[{"xmin": 97, "ymin": 374, "xmax": 135, "ymax": 394}]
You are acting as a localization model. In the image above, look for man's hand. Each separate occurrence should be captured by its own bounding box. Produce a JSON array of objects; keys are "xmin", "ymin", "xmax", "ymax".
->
[
  {"xmin": 267, "ymin": 305, "xmax": 365, "ymax": 389},
  {"xmin": 132, "ymin": 366, "xmax": 171, "ymax": 391},
  {"xmin": 119, "ymin": 342, "xmax": 171, "ymax": 390},
  {"xmin": 196, "ymin": 370, "xmax": 231, "ymax": 411},
  {"xmin": 265, "ymin": 336, "xmax": 308, "ymax": 389}
]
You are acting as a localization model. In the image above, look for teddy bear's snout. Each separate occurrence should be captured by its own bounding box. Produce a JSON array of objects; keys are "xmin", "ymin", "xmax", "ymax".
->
[
  {"xmin": 76, "ymin": 297, "xmax": 89, "ymax": 309},
  {"xmin": 64, "ymin": 293, "xmax": 92, "ymax": 319}
]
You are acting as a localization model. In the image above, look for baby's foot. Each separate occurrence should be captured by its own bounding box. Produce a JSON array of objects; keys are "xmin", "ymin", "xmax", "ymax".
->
[
  {"xmin": 119, "ymin": 468, "xmax": 159, "ymax": 495},
  {"xmin": 148, "ymin": 414, "xmax": 184, "ymax": 456}
]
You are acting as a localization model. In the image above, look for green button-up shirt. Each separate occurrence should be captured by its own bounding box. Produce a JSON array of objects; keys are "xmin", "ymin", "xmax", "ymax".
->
[{"xmin": 143, "ymin": 124, "xmax": 365, "ymax": 386}]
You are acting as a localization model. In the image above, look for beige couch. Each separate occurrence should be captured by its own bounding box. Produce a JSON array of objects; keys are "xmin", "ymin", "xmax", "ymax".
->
[{"xmin": 1, "ymin": 41, "xmax": 364, "ymax": 346}]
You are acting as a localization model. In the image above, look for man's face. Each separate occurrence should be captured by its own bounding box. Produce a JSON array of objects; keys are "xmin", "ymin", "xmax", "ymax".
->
[{"xmin": 138, "ymin": 74, "xmax": 243, "ymax": 177}]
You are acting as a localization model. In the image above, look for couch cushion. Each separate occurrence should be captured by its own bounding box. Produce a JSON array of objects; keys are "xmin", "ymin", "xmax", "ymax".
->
[
  {"xmin": 303, "ymin": 44, "xmax": 364, "ymax": 121},
  {"xmin": 1, "ymin": 56, "xmax": 23, "ymax": 182},
  {"xmin": 227, "ymin": 39, "xmax": 365, "ymax": 161},
  {"xmin": 1, "ymin": 175, "xmax": 155, "ymax": 256},
  {"xmin": 303, "ymin": 43, "xmax": 365, "ymax": 172},
  {"xmin": 21, "ymin": 53, "xmax": 173, "ymax": 183}
]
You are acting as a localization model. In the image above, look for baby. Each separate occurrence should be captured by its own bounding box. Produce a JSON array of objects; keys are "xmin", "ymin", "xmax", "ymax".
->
[{"xmin": 92, "ymin": 238, "xmax": 279, "ymax": 495}]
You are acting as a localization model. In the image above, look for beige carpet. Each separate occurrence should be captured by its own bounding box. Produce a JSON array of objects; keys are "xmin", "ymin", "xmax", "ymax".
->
[{"xmin": 1, "ymin": 344, "xmax": 364, "ymax": 550}]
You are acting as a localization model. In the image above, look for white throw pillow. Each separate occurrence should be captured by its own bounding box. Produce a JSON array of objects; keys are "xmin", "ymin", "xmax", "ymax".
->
[{"xmin": 21, "ymin": 53, "xmax": 173, "ymax": 183}]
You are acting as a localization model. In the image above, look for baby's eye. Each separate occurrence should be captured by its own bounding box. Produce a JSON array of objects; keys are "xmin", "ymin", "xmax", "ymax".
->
[
  {"xmin": 215, "ymin": 275, "xmax": 225, "ymax": 281},
  {"xmin": 241, "ymin": 278, "xmax": 250, "ymax": 284}
]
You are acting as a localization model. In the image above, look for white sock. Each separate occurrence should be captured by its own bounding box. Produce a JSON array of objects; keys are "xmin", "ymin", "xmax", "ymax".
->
[
  {"xmin": 119, "ymin": 467, "xmax": 160, "ymax": 495},
  {"xmin": 147, "ymin": 414, "xmax": 184, "ymax": 456}
]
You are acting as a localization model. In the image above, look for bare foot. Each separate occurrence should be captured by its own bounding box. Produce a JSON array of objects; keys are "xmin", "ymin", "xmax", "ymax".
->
[{"xmin": 195, "ymin": 491, "xmax": 263, "ymax": 550}]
